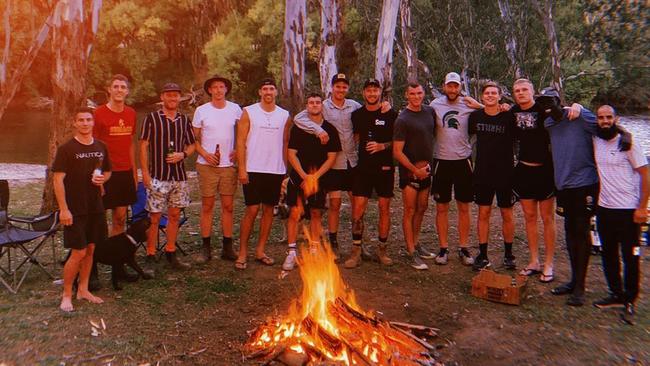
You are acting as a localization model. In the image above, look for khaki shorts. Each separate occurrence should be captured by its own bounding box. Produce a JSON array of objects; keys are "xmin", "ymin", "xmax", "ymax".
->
[{"xmin": 196, "ymin": 164, "xmax": 237, "ymax": 197}]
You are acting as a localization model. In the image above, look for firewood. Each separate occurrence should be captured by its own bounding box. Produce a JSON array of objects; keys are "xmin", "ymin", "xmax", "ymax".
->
[
  {"xmin": 389, "ymin": 326, "xmax": 436, "ymax": 352},
  {"xmin": 334, "ymin": 298, "xmax": 378, "ymax": 326},
  {"xmin": 260, "ymin": 345, "xmax": 286, "ymax": 365},
  {"xmin": 276, "ymin": 349, "xmax": 309, "ymax": 366},
  {"xmin": 389, "ymin": 321, "xmax": 439, "ymax": 335}
]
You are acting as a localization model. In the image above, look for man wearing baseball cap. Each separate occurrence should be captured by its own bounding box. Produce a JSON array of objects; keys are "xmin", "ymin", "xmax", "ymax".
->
[
  {"xmin": 429, "ymin": 72, "xmax": 483, "ymax": 266},
  {"xmin": 235, "ymin": 78, "xmax": 292, "ymax": 270},
  {"xmin": 139, "ymin": 82, "xmax": 196, "ymax": 270},
  {"xmin": 344, "ymin": 78, "xmax": 398, "ymax": 268},
  {"xmin": 192, "ymin": 75, "xmax": 241, "ymax": 263},
  {"xmin": 292, "ymin": 73, "xmax": 362, "ymax": 254}
]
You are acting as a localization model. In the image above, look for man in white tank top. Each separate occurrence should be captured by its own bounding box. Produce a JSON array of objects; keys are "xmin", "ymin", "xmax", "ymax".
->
[{"xmin": 234, "ymin": 78, "xmax": 292, "ymax": 270}]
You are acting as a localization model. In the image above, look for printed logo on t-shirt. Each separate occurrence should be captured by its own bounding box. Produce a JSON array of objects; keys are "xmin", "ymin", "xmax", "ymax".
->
[
  {"xmin": 515, "ymin": 112, "xmax": 538, "ymax": 130},
  {"xmin": 375, "ymin": 119, "xmax": 385, "ymax": 126},
  {"xmin": 442, "ymin": 111, "xmax": 460, "ymax": 129},
  {"xmin": 109, "ymin": 119, "xmax": 133, "ymax": 136},
  {"xmin": 75, "ymin": 151, "xmax": 104, "ymax": 160}
]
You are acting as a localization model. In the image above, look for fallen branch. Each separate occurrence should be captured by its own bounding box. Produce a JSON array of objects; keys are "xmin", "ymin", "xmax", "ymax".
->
[{"xmin": 78, "ymin": 353, "xmax": 115, "ymax": 363}]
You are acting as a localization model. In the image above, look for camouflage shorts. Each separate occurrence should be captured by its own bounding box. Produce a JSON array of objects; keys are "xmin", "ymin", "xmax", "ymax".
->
[{"xmin": 146, "ymin": 178, "xmax": 190, "ymax": 213}]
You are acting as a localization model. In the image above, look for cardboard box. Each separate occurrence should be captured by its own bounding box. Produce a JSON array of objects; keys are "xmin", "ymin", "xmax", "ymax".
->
[{"xmin": 471, "ymin": 270, "xmax": 527, "ymax": 305}]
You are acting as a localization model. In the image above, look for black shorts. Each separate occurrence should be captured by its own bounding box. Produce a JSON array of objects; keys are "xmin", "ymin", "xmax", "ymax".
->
[
  {"xmin": 513, "ymin": 163, "xmax": 555, "ymax": 201},
  {"xmin": 102, "ymin": 169, "xmax": 137, "ymax": 209},
  {"xmin": 431, "ymin": 158, "xmax": 473, "ymax": 203},
  {"xmin": 286, "ymin": 176, "xmax": 327, "ymax": 209},
  {"xmin": 243, "ymin": 172, "xmax": 284, "ymax": 206},
  {"xmin": 352, "ymin": 166, "xmax": 395, "ymax": 198},
  {"xmin": 556, "ymin": 184, "xmax": 598, "ymax": 217},
  {"xmin": 63, "ymin": 213, "xmax": 107, "ymax": 250},
  {"xmin": 474, "ymin": 184, "xmax": 516, "ymax": 208},
  {"xmin": 326, "ymin": 168, "xmax": 353, "ymax": 192}
]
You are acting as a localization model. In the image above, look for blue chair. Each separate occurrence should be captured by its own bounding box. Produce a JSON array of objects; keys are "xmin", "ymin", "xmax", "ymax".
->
[
  {"xmin": 0, "ymin": 180, "xmax": 59, "ymax": 293},
  {"xmin": 129, "ymin": 182, "xmax": 189, "ymax": 256}
]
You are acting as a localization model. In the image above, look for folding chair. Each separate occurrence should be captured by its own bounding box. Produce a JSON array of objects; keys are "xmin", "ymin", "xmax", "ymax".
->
[
  {"xmin": 128, "ymin": 182, "xmax": 189, "ymax": 256},
  {"xmin": 0, "ymin": 180, "xmax": 59, "ymax": 293}
]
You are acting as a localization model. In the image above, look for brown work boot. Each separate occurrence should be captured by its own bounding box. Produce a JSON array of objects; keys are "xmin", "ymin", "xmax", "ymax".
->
[
  {"xmin": 377, "ymin": 244, "xmax": 393, "ymax": 266},
  {"xmin": 344, "ymin": 245, "xmax": 362, "ymax": 268},
  {"xmin": 166, "ymin": 251, "xmax": 191, "ymax": 270},
  {"xmin": 196, "ymin": 243, "xmax": 212, "ymax": 264},
  {"xmin": 221, "ymin": 241, "xmax": 238, "ymax": 261}
]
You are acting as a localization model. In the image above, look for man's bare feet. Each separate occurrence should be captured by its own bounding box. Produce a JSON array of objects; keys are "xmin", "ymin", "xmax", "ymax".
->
[
  {"xmin": 60, "ymin": 296, "xmax": 74, "ymax": 312},
  {"xmin": 76, "ymin": 291, "xmax": 104, "ymax": 304}
]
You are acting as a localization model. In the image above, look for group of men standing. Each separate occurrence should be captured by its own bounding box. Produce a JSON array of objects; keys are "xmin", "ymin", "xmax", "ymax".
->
[{"xmin": 53, "ymin": 72, "xmax": 647, "ymax": 325}]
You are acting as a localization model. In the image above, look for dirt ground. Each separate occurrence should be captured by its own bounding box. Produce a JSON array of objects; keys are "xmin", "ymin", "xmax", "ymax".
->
[{"xmin": 1, "ymin": 178, "xmax": 648, "ymax": 366}]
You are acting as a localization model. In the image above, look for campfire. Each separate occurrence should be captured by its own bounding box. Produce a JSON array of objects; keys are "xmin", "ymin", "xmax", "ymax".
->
[{"xmin": 244, "ymin": 239, "xmax": 440, "ymax": 365}]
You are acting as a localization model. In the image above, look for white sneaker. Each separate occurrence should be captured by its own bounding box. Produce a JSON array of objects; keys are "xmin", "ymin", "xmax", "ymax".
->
[
  {"xmin": 415, "ymin": 245, "xmax": 435, "ymax": 259},
  {"xmin": 434, "ymin": 251, "xmax": 449, "ymax": 265},
  {"xmin": 410, "ymin": 253, "xmax": 429, "ymax": 270},
  {"xmin": 282, "ymin": 250, "xmax": 297, "ymax": 271},
  {"xmin": 458, "ymin": 248, "xmax": 475, "ymax": 266}
]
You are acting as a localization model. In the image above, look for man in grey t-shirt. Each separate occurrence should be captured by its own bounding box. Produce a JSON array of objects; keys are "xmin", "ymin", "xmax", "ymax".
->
[
  {"xmin": 393, "ymin": 83, "xmax": 437, "ymax": 270},
  {"xmin": 429, "ymin": 72, "xmax": 482, "ymax": 266}
]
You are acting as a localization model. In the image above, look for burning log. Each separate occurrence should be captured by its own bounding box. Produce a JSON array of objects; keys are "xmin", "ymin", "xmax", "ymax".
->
[{"xmin": 244, "ymin": 230, "xmax": 441, "ymax": 365}]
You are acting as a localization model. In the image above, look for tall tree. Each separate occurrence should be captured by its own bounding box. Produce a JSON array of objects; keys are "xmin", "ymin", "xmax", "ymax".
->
[
  {"xmin": 0, "ymin": 0, "xmax": 56, "ymax": 122},
  {"xmin": 42, "ymin": 0, "xmax": 102, "ymax": 213},
  {"xmin": 282, "ymin": 0, "xmax": 306, "ymax": 113},
  {"xmin": 319, "ymin": 0, "xmax": 341, "ymax": 97},
  {"xmin": 399, "ymin": 0, "xmax": 418, "ymax": 84},
  {"xmin": 532, "ymin": 0, "xmax": 564, "ymax": 103},
  {"xmin": 374, "ymin": 0, "xmax": 399, "ymax": 100},
  {"xmin": 497, "ymin": 0, "xmax": 524, "ymax": 79}
]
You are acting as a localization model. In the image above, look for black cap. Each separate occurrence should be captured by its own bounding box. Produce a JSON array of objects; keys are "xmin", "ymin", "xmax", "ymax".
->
[
  {"xmin": 363, "ymin": 78, "xmax": 382, "ymax": 89},
  {"xmin": 537, "ymin": 87, "xmax": 560, "ymax": 99},
  {"xmin": 259, "ymin": 78, "xmax": 277, "ymax": 89},
  {"xmin": 204, "ymin": 75, "xmax": 232, "ymax": 96},
  {"xmin": 161, "ymin": 82, "xmax": 182, "ymax": 93},
  {"xmin": 331, "ymin": 73, "xmax": 350, "ymax": 86}
]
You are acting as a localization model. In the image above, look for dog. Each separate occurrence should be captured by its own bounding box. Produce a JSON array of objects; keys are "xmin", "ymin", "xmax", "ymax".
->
[{"xmin": 93, "ymin": 217, "xmax": 153, "ymax": 290}]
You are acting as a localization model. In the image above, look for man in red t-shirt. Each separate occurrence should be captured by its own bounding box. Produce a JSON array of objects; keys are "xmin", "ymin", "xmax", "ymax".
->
[{"xmin": 93, "ymin": 74, "xmax": 138, "ymax": 236}]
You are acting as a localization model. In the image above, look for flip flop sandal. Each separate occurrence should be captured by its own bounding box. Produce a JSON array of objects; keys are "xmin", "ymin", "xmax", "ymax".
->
[
  {"xmin": 255, "ymin": 255, "xmax": 275, "ymax": 266},
  {"xmin": 519, "ymin": 267, "xmax": 541, "ymax": 276},
  {"xmin": 234, "ymin": 260, "xmax": 247, "ymax": 270},
  {"xmin": 539, "ymin": 273, "xmax": 554, "ymax": 283}
]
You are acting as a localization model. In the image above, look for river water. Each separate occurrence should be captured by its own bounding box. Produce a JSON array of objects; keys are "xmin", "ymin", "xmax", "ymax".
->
[{"xmin": 0, "ymin": 110, "xmax": 648, "ymax": 179}]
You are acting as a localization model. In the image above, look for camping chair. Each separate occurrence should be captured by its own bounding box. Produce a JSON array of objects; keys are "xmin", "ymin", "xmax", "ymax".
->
[
  {"xmin": 0, "ymin": 180, "xmax": 59, "ymax": 293},
  {"xmin": 128, "ymin": 182, "xmax": 189, "ymax": 256}
]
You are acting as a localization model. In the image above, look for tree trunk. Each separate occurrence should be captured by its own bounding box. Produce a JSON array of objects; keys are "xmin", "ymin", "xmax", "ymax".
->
[
  {"xmin": 532, "ymin": 0, "xmax": 564, "ymax": 103},
  {"xmin": 282, "ymin": 0, "xmax": 306, "ymax": 114},
  {"xmin": 319, "ymin": 0, "xmax": 341, "ymax": 98},
  {"xmin": 374, "ymin": 0, "xmax": 400, "ymax": 101},
  {"xmin": 497, "ymin": 0, "xmax": 524, "ymax": 79},
  {"xmin": 0, "ymin": 1, "xmax": 57, "ymax": 122},
  {"xmin": 1, "ymin": 0, "xmax": 11, "ymax": 85},
  {"xmin": 41, "ymin": 0, "xmax": 102, "ymax": 214},
  {"xmin": 399, "ymin": 0, "xmax": 418, "ymax": 84}
]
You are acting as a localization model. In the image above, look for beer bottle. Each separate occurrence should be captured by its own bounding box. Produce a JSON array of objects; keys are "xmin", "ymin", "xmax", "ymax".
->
[
  {"xmin": 168, "ymin": 140, "xmax": 175, "ymax": 158},
  {"xmin": 93, "ymin": 156, "xmax": 103, "ymax": 178}
]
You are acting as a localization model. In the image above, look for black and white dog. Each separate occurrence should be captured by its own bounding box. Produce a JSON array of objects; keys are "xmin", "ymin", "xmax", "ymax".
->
[{"xmin": 93, "ymin": 217, "xmax": 154, "ymax": 290}]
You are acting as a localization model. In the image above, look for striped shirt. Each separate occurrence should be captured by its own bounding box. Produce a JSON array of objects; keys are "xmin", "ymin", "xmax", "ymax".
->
[
  {"xmin": 140, "ymin": 109, "xmax": 196, "ymax": 181},
  {"xmin": 594, "ymin": 134, "xmax": 648, "ymax": 209}
]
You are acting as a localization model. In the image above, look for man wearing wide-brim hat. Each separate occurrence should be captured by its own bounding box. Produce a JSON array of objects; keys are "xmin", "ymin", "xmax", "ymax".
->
[{"xmin": 192, "ymin": 75, "xmax": 241, "ymax": 263}]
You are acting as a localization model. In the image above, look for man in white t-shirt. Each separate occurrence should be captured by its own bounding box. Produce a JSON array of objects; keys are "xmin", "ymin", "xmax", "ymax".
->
[
  {"xmin": 234, "ymin": 78, "xmax": 292, "ymax": 270},
  {"xmin": 192, "ymin": 75, "xmax": 242, "ymax": 263},
  {"xmin": 592, "ymin": 105, "xmax": 648, "ymax": 325}
]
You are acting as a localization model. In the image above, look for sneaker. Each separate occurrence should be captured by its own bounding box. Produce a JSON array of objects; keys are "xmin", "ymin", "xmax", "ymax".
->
[
  {"xmin": 410, "ymin": 253, "xmax": 429, "ymax": 270},
  {"xmin": 593, "ymin": 295, "xmax": 625, "ymax": 309},
  {"xmin": 472, "ymin": 255, "xmax": 491, "ymax": 271},
  {"xmin": 434, "ymin": 251, "xmax": 449, "ymax": 265},
  {"xmin": 458, "ymin": 248, "xmax": 475, "ymax": 266},
  {"xmin": 282, "ymin": 250, "xmax": 297, "ymax": 271},
  {"xmin": 620, "ymin": 302, "xmax": 635, "ymax": 325},
  {"xmin": 503, "ymin": 255, "xmax": 516, "ymax": 270},
  {"xmin": 415, "ymin": 245, "xmax": 435, "ymax": 259}
]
